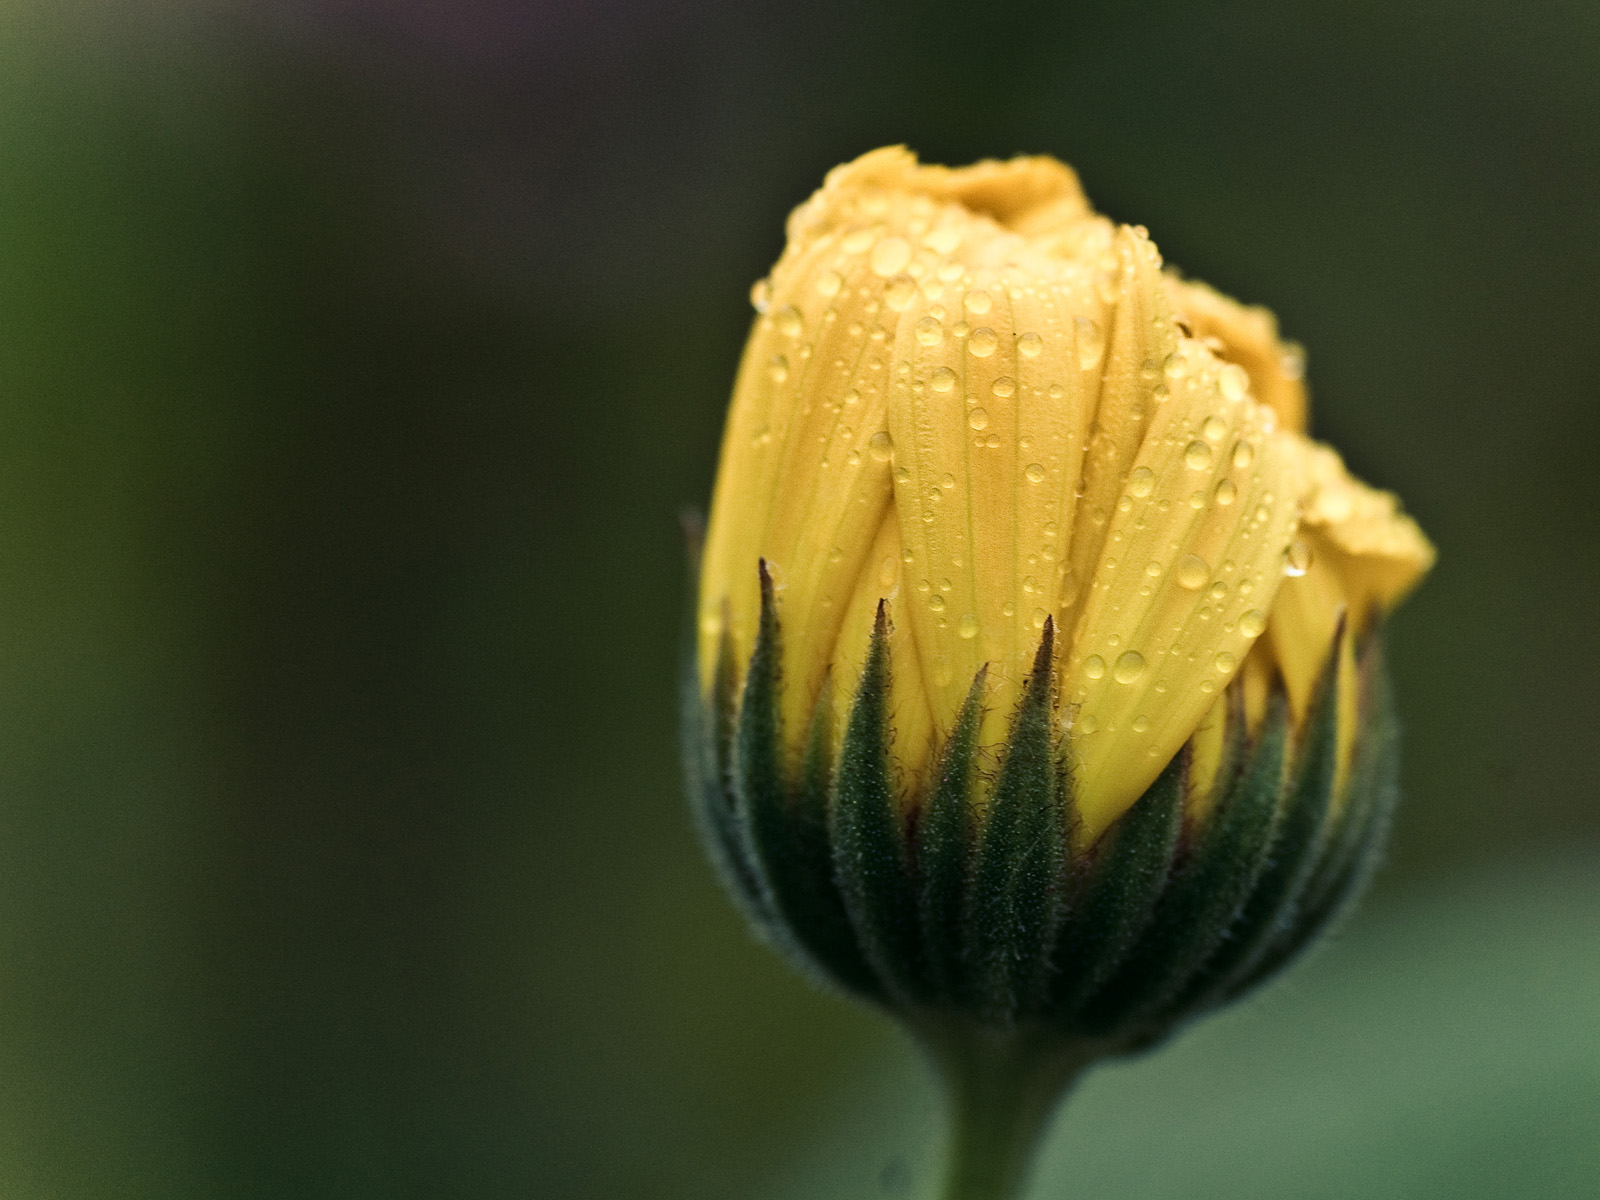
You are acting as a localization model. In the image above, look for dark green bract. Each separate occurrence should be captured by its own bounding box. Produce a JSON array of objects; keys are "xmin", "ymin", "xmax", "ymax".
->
[{"xmin": 681, "ymin": 555, "xmax": 1401, "ymax": 1057}]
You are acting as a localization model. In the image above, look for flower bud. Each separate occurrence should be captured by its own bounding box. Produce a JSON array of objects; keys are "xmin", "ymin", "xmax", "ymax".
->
[{"xmin": 682, "ymin": 148, "xmax": 1433, "ymax": 1058}]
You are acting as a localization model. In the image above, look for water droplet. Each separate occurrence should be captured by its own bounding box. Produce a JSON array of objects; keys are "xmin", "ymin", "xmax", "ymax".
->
[
  {"xmin": 1032, "ymin": 607, "xmax": 1048, "ymax": 629},
  {"xmin": 842, "ymin": 227, "xmax": 877, "ymax": 254},
  {"xmin": 1208, "ymin": 581, "xmax": 1228, "ymax": 600},
  {"xmin": 1176, "ymin": 554, "xmax": 1209, "ymax": 590},
  {"xmin": 869, "ymin": 431, "xmax": 894, "ymax": 461},
  {"xmin": 1084, "ymin": 654, "xmax": 1106, "ymax": 680},
  {"xmin": 750, "ymin": 278, "xmax": 771, "ymax": 312},
  {"xmin": 883, "ymin": 274, "xmax": 917, "ymax": 312},
  {"xmin": 1202, "ymin": 415, "xmax": 1227, "ymax": 442},
  {"xmin": 1128, "ymin": 466, "xmax": 1155, "ymax": 498},
  {"xmin": 1017, "ymin": 332, "xmax": 1044, "ymax": 358},
  {"xmin": 1074, "ymin": 316, "xmax": 1105, "ymax": 369},
  {"xmin": 1284, "ymin": 539, "xmax": 1313, "ymax": 577},
  {"xmin": 1200, "ymin": 679, "xmax": 1216, "ymax": 694},
  {"xmin": 815, "ymin": 270, "xmax": 842, "ymax": 297},
  {"xmin": 938, "ymin": 577, "xmax": 953, "ymax": 591},
  {"xmin": 964, "ymin": 289, "xmax": 992, "ymax": 315},
  {"xmin": 968, "ymin": 407, "xmax": 989, "ymax": 431},
  {"xmin": 1214, "ymin": 650, "xmax": 1237, "ymax": 673},
  {"xmin": 1232, "ymin": 441, "xmax": 1255, "ymax": 469},
  {"xmin": 967, "ymin": 327, "xmax": 998, "ymax": 357},
  {"xmin": 767, "ymin": 354, "xmax": 789, "ymax": 383},
  {"xmin": 871, "ymin": 237, "xmax": 912, "ymax": 277},
  {"xmin": 1024, "ymin": 463, "xmax": 1046, "ymax": 483},
  {"xmin": 1188, "ymin": 490, "xmax": 1207, "ymax": 509},
  {"xmin": 930, "ymin": 367, "xmax": 957, "ymax": 392},
  {"xmin": 992, "ymin": 376, "xmax": 1016, "ymax": 398},
  {"xmin": 958, "ymin": 613, "xmax": 980, "ymax": 639},
  {"xmin": 1131, "ymin": 715, "xmax": 1150, "ymax": 732},
  {"xmin": 896, "ymin": 467, "xmax": 912, "ymax": 484},
  {"xmin": 1273, "ymin": 344, "xmax": 1304, "ymax": 382},
  {"xmin": 1239, "ymin": 609, "xmax": 1267, "ymax": 638},
  {"xmin": 775, "ymin": 305, "xmax": 803, "ymax": 339},
  {"xmin": 915, "ymin": 315, "xmax": 944, "ymax": 346},
  {"xmin": 1001, "ymin": 601, "xmax": 1016, "ymax": 617},
  {"xmin": 925, "ymin": 226, "xmax": 962, "ymax": 255},
  {"xmin": 1152, "ymin": 383, "xmax": 1170, "ymax": 403},
  {"xmin": 1184, "ymin": 440, "xmax": 1214, "ymax": 470},
  {"xmin": 1214, "ymin": 478, "xmax": 1237, "ymax": 505},
  {"xmin": 1219, "ymin": 363, "xmax": 1249, "ymax": 402},
  {"xmin": 846, "ymin": 449, "xmax": 861, "ymax": 466},
  {"xmin": 1113, "ymin": 650, "xmax": 1146, "ymax": 684},
  {"xmin": 929, "ymin": 594, "xmax": 946, "ymax": 612}
]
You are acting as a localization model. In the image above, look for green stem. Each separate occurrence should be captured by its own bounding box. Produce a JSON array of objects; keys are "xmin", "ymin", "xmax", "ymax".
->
[{"xmin": 918, "ymin": 1023, "xmax": 1095, "ymax": 1200}]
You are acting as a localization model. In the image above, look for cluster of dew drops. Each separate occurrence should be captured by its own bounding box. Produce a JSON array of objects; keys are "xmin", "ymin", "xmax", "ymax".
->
[{"xmin": 742, "ymin": 196, "xmax": 1315, "ymax": 724}]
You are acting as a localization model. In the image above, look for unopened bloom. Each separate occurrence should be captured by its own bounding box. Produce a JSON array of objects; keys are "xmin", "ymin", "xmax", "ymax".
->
[{"xmin": 682, "ymin": 148, "xmax": 1433, "ymax": 1147}]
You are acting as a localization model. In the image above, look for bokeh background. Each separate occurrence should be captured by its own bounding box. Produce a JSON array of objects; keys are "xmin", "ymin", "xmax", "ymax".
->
[{"xmin": 0, "ymin": 1, "xmax": 1595, "ymax": 1197}]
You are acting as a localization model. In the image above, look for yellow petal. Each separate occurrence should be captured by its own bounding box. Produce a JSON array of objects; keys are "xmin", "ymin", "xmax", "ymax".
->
[
  {"xmin": 1063, "ymin": 247, "xmax": 1302, "ymax": 843},
  {"xmin": 1164, "ymin": 273, "xmax": 1309, "ymax": 434},
  {"xmin": 831, "ymin": 512, "xmax": 935, "ymax": 802}
]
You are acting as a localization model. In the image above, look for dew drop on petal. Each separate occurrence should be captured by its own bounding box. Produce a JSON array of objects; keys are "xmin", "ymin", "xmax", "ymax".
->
[
  {"xmin": 1074, "ymin": 316, "xmax": 1105, "ymax": 369},
  {"xmin": 871, "ymin": 237, "xmax": 912, "ymax": 276},
  {"xmin": 1131, "ymin": 715, "xmax": 1150, "ymax": 732},
  {"xmin": 1202, "ymin": 415, "xmax": 1227, "ymax": 443},
  {"xmin": 767, "ymin": 354, "xmax": 789, "ymax": 383},
  {"xmin": 931, "ymin": 367, "xmax": 957, "ymax": 392},
  {"xmin": 964, "ymin": 288, "xmax": 992, "ymax": 315},
  {"xmin": 1239, "ymin": 609, "xmax": 1267, "ymax": 638},
  {"xmin": 815, "ymin": 270, "xmax": 843, "ymax": 297},
  {"xmin": 929, "ymin": 594, "xmax": 946, "ymax": 612},
  {"xmin": 1232, "ymin": 441, "xmax": 1255, "ymax": 469},
  {"xmin": 775, "ymin": 305, "xmax": 803, "ymax": 338},
  {"xmin": 915, "ymin": 315, "xmax": 944, "ymax": 346},
  {"xmin": 968, "ymin": 407, "xmax": 989, "ymax": 431},
  {"xmin": 1113, "ymin": 651, "xmax": 1146, "ymax": 684},
  {"xmin": 958, "ymin": 613, "xmax": 980, "ymax": 639},
  {"xmin": 1024, "ymin": 463, "xmax": 1046, "ymax": 483},
  {"xmin": 1214, "ymin": 650, "xmax": 1237, "ymax": 673},
  {"xmin": 885, "ymin": 274, "xmax": 917, "ymax": 311},
  {"xmin": 749, "ymin": 278, "xmax": 771, "ymax": 312},
  {"xmin": 992, "ymin": 376, "xmax": 1016, "ymax": 398},
  {"xmin": 1176, "ymin": 555, "xmax": 1209, "ymax": 590},
  {"xmin": 842, "ymin": 227, "xmax": 876, "ymax": 254},
  {"xmin": 1184, "ymin": 440, "xmax": 1214, "ymax": 470},
  {"xmin": 1084, "ymin": 654, "xmax": 1106, "ymax": 680},
  {"xmin": 1017, "ymin": 332, "xmax": 1044, "ymax": 358},
  {"xmin": 1283, "ymin": 539, "xmax": 1313, "ymax": 577},
  {"xmin": 1128, "ymin": 466, "xmax": 1155, "ymax": 498},
  {"xmin": 869, "ymin": 431, "xmax": 894, "ymax": 461},
  {"xmin": 968, "ymin": 327, "xmax": 998, "ymax": 357},
  {"xmin": 1214, "ymin": 478, "xmax": 1237, "ymax": 505}
]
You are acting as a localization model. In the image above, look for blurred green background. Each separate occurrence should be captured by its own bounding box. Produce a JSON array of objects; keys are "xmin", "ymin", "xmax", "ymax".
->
[{"xmin": 0, "ymin": 1, "xmax": 1594, "ymax": 1197}]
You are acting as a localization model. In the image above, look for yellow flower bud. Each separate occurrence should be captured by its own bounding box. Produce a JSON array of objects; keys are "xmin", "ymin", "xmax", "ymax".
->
[{"xmin": 696, "ymin": 146, "xmax": 1432, "ymax": 845}]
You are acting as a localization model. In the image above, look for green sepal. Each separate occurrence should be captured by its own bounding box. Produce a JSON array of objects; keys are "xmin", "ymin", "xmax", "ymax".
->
[
  {"xmin": 738, "ymin": 562, "xmax": 884, "ymax": 999},
  {"xmin": 1081, "ymin": 692, "xmax": 1291, "ymax": 1038},
  {"xmin": 1175, "ymin": 621, "xmax": 1346, "ymax": 1012},
  {"xmin": 915, "ymin": 666, "xmax": 987, "ymax": 1004},
  {"xmin": 831, "ymin": 601, "xmax": 927, "ymax": 1002},
  {"xmin": 1225, "ymin": 634, "xmax": 1400, "ymax": 1000},
  {"xmin": 1045, "ymin": 750, "xmax": 1185, "ymax": 1026},
  {"xmin": 678, "ymin": 516, "xmax": 773, "ymax": 929},
  {"xmin": 963, "ymin": 620, "xmax": 1068, "ymax": 1023}
]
